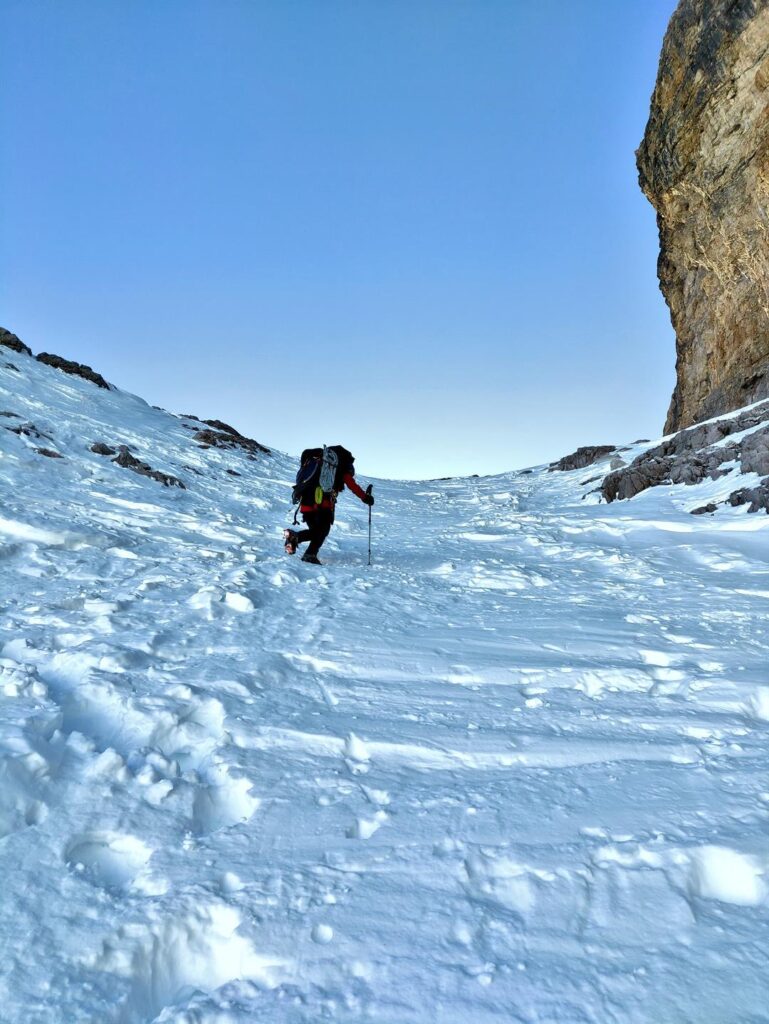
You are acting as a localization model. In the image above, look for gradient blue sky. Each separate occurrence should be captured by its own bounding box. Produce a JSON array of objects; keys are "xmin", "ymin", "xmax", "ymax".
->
[{"xmin": 1, "ymin": 0, "xmax": 677, "ymax": 479}]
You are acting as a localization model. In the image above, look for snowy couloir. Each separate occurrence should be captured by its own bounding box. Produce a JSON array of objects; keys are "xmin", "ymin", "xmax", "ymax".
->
[{"xmin": 1, "ymin": 338, "xmax": 768, "ymax": 1023}]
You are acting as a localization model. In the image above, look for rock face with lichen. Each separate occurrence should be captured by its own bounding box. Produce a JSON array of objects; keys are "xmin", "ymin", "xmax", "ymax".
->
[{"xmin": 638, "ymin": 0, "xmax": 769, "ymax": 433}]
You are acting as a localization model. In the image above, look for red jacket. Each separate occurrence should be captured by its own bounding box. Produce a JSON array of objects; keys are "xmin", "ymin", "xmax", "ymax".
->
[{"xmin": 301, "ymin": 472, "xmax": 367, "ymax": 513}]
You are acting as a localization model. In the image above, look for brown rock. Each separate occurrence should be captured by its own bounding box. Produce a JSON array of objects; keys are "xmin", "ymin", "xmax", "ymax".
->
[
  {"xmin": 192, "ymin": 428, "xmax": 270, "ymax": 457},
  {"xmin": 36, "ymin": 353, "xmax": 111, "ymax": 389},
  {"xmin": 0, "ymin": 328, "xmax": 32, "ymax": 356},
  {"xmin": 112, "ymin": 447, "xmax": 185, "ymax": 488},
  {"xmin": 203, "ymin": 419, "xmax": 241, "ymax": 436},
  {"xmin": 638, "ymin": 0, "xmax": 769, "ymax": 433}
]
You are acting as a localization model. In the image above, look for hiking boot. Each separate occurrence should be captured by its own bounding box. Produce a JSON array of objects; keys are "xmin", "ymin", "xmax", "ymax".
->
[
  {"xmin": 283, "ymin": 528, "xmax": 299, "ymax": 555},
  {"xmin": 301, "ymin": 553, "xmax": 322, "ymax": 565}
]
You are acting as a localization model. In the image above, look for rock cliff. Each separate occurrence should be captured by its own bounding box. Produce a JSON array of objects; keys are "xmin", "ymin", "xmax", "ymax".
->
[{"xmin": 638, "ymin": 0, "xmax": 769, "ymax": 433}]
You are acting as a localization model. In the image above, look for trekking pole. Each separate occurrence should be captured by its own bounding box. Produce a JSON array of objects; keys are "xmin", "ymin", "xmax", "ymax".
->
[{"xmin": 366, "ymin": 485, "xmax": 373, "ymax": 566}]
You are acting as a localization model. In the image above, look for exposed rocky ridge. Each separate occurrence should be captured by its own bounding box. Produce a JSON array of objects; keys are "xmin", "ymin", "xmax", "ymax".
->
[
  {"xmin": 36, "ymin": 352, "xmax": 111, "ymax": 390},
  {"xmin": 1, "ymin": 329, "xmax": 271, "ymax": 460},
  {"xmin": 638, "ymin": 0, "xmax": 769, "ymax": 433},
  {"xmin": 601, "ymin": 400, "xmax": 769, "ymax": 513},
  {"xmin": 0, "ymin": 328, "xmax": 32, "ymax": 357},
  {"xmin": 1, "ymin": 326, "xmax": 114, "ymax": 389}
]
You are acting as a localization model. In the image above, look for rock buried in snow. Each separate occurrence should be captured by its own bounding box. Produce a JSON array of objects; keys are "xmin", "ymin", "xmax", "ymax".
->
[
  {"xmin": 6, "ymin": 421, "xmax": 53, "ymax": 442},
  {"xmin": 36, "ymin": 352, "xmax": 111, "ymax": 390},
  {"xmin": 112, "ymin": 446, "xmax": 185, "ymax": 488},
  {"xmin": 728, "ymin": 480, "xmax": 769, "ymax": 514},
  {"xmin": 91, "ymin": 442, "xmax": 117, "ymax": 456},
  {"xmin": 691, "ymin": 503, "xmax": 718, "ymax": 516},
  {"xmin": 34, "ymin": 448, "xmax": 64, "ymax": 459},
  {"xmin": 550, "ymin": 446, "xmax": 616, "ymax": 472}
]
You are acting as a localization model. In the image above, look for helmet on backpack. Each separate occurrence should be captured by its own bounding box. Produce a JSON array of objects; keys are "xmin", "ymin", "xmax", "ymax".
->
[
  {"xmin": 291, "ymin": 445, "xmax": 355, "ymax": 507},
  {"xmin": 330, "ymin": 445, "xmax": 355, "ymax": 491}
]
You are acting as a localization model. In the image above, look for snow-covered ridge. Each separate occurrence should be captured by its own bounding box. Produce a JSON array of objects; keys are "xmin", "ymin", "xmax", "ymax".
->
[{"xmin": 2, "ymin": 340, "xmax": 769, "ymax": 1022}]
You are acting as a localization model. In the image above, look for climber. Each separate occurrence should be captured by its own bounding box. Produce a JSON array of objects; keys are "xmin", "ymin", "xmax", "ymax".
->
[{"xmin": 284, "ymin": 445, "xmax": 374, "ymax": 565}]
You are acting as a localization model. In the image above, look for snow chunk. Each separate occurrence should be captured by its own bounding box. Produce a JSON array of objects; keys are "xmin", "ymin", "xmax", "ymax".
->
[
  {"xmin": 344, "ymin": 732, "xmax": 370, "ymax": 762},
  {"xmin": 225, "ymin": 591, "xmax": 255, "ymax": 613},
  {"xmin": 91, "ymin": 902, "xmax": 285, "ymax": 1021},
  {"xmin": 746, "ymin": 686, "xmax": 769, "ymax": 722},
  {"xmin": 688, "ymin": 846, "xmax": 767, "ymax": 906},
  {"xmin": 311, "ymin": 923, "xmax": 334, "ymax": 944},
  {"xmin": 65, "ymin": 832, "xmax": 155, "ymax": 893}
]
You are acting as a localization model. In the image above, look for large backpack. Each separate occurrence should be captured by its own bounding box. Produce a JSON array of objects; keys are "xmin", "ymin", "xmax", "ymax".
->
[{"xmin": 291, "ymin": 445, "xmax": 355, "ymax": 507}]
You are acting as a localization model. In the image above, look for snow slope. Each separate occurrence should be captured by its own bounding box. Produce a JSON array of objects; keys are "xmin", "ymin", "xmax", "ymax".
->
[{"xmin": 1, "ymin": 351, "xmax": 769, "ymax": 1023}]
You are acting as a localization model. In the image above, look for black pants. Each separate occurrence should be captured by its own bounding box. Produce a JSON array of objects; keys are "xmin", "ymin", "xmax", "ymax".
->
[{"xmin": 297, "ymin": 508, "xmax": 334, "ymax": 557}]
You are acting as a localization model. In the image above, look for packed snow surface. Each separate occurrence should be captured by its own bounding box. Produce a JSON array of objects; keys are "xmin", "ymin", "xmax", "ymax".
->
[{"xmin": 1, "ymin": 353, "xmax": 769, "ymax": 1022}]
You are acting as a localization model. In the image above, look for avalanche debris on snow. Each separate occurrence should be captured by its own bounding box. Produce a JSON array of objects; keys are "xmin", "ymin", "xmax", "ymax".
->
[{"xmin": 1, "ymin": 343, "xmax": 769, "ymax": 1022}]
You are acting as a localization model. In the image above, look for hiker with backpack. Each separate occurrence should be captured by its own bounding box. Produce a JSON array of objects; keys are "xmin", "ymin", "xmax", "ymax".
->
[{"xmin": 284, "ymin": 445, "xmax": 374, "ymax": 565}]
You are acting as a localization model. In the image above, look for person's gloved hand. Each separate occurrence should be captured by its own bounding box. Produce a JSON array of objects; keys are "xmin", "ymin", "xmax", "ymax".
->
[{"xmin": 363, "ymin": 493, "xmax": 375, "ymax": 506}]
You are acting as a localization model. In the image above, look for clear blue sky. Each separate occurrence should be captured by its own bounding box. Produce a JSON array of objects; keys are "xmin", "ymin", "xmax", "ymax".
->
[{"xmin": 1, "ymin": 0, "xmax": 677, "ymax": 479}]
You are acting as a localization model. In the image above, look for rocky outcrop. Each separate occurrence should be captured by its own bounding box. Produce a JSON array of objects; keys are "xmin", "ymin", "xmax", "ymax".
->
[
  {"xmin": 0, "ymin": 328, "xmax": 32, "ymax": 357},
  {"xmin": 0, "ymin": 328, "xmax": 112, "ymax": 389},
  {"xmin": 549, "ymin": 445, "xmax": 616, "ymax": 472},
  {"xmin": 192, "ymin": 426, "xmax": 270, "ymax": 458},
  {"xmin": 638, "ymin": 0, "xmax": 769, "ymax": 433},
  {"xmin": 36, "ymin": 353, "xmax": 111, "ymax": 390},
  {"xmin": 601, "ymin": 400, "xmax": 769, "ymax": 512}
]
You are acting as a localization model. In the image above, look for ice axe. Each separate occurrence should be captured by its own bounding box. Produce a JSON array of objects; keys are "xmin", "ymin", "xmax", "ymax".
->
[{"xmin": 364, "ymin": 481, "xmax": 374, "ymax": 565}]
